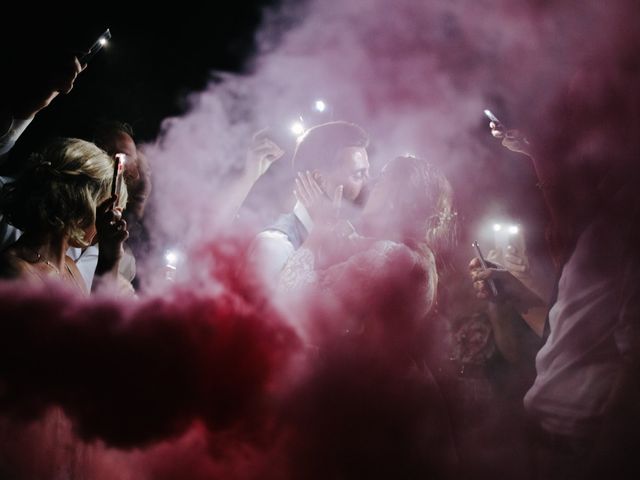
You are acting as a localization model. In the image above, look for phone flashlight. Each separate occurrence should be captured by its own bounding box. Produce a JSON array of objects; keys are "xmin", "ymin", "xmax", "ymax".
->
[
  {"xmin": 314, "ymin": 99, "xmax": 327, "ymax": 113},
  {"xmin": 165, "ymin": 250, "xmax": 178, "ymax": 267},
  {"xmin": 483, "ymin": 109, "xmax": 501, "ymax": 124},
  {"xmin": 472, "ymin": 240, "xmax": 499, "ymax": 297},
  {"xmin": 79, "ymin": 28, "xmax": 111, "ymax": 65},
  {"xmin": 164, "ymin": 249, "xmax": 180, "ymax": 281},
  {"xmin": 111, "ymin": 153, "xmax": 125, "ymax": 199},
  {"xmin": 290, "ymin": 120, "xmax": 305, "ymax": 136}
]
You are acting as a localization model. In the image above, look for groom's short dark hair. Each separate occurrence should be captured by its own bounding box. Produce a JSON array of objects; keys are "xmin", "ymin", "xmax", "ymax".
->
[{"xmin": 292, "ymin": 121, "xmax": 369, "ymax": 173}]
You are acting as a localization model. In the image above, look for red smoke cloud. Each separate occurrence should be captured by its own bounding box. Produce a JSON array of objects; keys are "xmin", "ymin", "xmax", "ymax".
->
[
  {"xmin": 0, "ymin": 280, "xmax": 298, "ymax": 448},
  {"xmin": 3, "ymin": 0, "xmax": 640, "ymax": 478}
]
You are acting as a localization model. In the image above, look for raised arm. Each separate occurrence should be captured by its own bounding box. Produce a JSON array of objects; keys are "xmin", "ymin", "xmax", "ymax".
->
[
  {"xmin": 1, "ymin": 54, "xmax": 84, "ymax": 160},
  {"xmin": 215, "ymin": 130, "xmax": 284, "ymax": 225}
]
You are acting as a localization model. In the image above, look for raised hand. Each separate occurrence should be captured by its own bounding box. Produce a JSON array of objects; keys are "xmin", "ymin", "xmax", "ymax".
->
[
  {"xmin": 12, "ymin": 54, "xmax": 85, "ymax": 120},
  {"xmin": 245, "ymin": 129, "xmax": 285, "ymax": 181},
  {"xmin": 95, "ymin": 195, "xmax": 128, "ymax": 276},
  {"xmin": 469, "ymin": 257, "xmax": 543, "ymax": 313},
  {"xmin": 489, "ymin": 121, "xmax": 532, "ymax": 157}
]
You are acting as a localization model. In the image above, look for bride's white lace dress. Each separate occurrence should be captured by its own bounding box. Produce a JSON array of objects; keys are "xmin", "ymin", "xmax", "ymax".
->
[{"xmin": 278, "ymin": 239, "xmax": 438, "ymax": 340}]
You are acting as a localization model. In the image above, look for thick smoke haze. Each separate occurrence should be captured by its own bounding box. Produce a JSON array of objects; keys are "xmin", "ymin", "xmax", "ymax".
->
[
  {"xmin": 142, "ymin": 0, "xmax": 640, "ymax": 278},
  {"xmin": 1, "ymin": 0, "xmax": 640, "ymax": 478},
  {"xmin": 0, "ymin": 280, "xmax": 299, "ymax": 445}
]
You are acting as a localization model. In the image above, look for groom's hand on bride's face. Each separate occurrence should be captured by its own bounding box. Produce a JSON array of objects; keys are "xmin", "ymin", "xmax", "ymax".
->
[{"xmin": 294, "ymin": 170, "xmax": 342, "ymax": 225}]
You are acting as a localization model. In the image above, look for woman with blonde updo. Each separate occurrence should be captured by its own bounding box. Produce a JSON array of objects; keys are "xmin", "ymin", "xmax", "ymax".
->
[{"xmin": 0, "ymin": 137, "xmax": 128, "ymax": 294}]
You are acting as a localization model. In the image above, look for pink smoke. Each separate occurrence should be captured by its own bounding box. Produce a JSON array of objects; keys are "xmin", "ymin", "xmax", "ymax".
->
[{"xmin": 2, "ymin": 0, "xmax": 640, "ymax": 478}]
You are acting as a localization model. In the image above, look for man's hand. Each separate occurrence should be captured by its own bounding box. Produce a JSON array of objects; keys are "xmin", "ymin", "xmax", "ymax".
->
[
  {"xmin": 294, "ymin": 170, "xmax": 343, "ymax": 226},
  {"xmin": 12, "ymin": 55, "xmax": 85, "ymax": 119},
  {"xmin": 245, "ymin": 129, "xmax": 285, "ymax": 181}
]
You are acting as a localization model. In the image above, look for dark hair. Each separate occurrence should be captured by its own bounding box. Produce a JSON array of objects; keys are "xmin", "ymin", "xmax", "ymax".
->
[
  {"xmin": 380, "ymin": 156, "xmax": 457, "ymax": 256},
  {"xmin": 292, "ymin": 121, "xmax": 369, "ymax": 173},
  {"xmin": 89, "ymin": 120, "xmax": 135, "ymax": 155}
]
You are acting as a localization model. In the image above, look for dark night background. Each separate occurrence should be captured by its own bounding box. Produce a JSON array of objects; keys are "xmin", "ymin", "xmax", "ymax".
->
[{"xmin": 0, "ymin": 1, "xmax": 284, "ymax": 171}]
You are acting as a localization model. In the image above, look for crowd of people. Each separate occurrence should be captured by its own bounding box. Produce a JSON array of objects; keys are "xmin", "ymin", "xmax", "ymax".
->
[{"xmin": 1, "ymin": 43, "xmax": 639, "ymax": 480}]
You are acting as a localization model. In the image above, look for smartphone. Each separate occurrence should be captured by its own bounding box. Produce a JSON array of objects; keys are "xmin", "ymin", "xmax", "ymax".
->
[
  {"xmin": 472, "ymin": 241, "xmax": 499, "ymax": 296},
  {"xmin": 79, "ymin": 28, "xmax": 111, "ymax": 65},
  {"xmin": 483, "ymin": 109, "xmax": 502, "ymax": 125},
  {"xmin": 112, "ymin": 153, "xmax": 125, "ymax": 199},
  {"xmin": 484, "ymin": 109, "xmax": 509, "ymax": 140}
]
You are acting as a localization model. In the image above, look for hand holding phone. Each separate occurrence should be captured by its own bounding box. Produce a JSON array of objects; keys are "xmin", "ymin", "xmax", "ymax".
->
[
  {"xmin": 483, "ymin": 109, "xmax": 531, "ymax": 154},
  {"xmin": 483, "ymin": 109, "xmax": 506, "ymax": 138},
  {"xmin": 79, "ymin": 29, "xmax": 111, "ymax": 65},
  {"xmin": 472, "ymin": 240, "xmax": 499, "ymax": 297},
  {"xmin": 483, "ymin": 109, "xmax": 501, "ymax": 125}
]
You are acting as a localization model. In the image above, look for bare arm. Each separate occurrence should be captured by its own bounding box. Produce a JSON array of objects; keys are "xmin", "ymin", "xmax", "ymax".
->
[
  {"xmin": 215, "ymin": 133, "xmax": 284, "ymax": 225},
  {"xmin": 469, "ymin": 257, "xmax": 547, "ymax": 362},
  {"xmin": 1, "ymin": 55, "xmax": 84, "ymax": 163},
  {"xmin": 490, "ymin": 125, "xmax": 567, "ymax": 239}
]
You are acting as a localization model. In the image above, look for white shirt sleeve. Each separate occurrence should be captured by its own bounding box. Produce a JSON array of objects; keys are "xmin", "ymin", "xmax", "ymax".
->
[
  {"xmin": 0, "ymin": 176, "xmax": 22, "ymax": 250},
  {"xmin": 68, "ymin": 245, "xmax": 100, "ymax": 290},
  {"xmin": 0, "ymin": 117, "xmax": 34, "ymax": 158},
  {"xmin": 246, "ymin": 230, "xmax": 295, "ymax": 289}
]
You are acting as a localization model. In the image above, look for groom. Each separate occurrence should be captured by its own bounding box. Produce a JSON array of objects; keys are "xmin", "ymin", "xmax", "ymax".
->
[{"xmin": 247, "ymin": 121, "xmax": 370, "ymax": 290}]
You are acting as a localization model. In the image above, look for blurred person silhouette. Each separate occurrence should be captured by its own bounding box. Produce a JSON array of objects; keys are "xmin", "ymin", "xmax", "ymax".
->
[{"xmin": 472, "ymin": 50, "xmax": 640, "ymax": 479}]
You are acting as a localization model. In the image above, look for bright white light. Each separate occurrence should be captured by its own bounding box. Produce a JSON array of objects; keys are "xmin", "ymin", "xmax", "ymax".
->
[
  {"xmin": 99, "ymin": 37, "xmax": 108, "ymax": 46},
  {"xmin": 314, "ymin": 99, "xmax": 327, "ymax": 112},
  {"xmin": 508, "ymin": 225, "xmax": 519, "ymax": 235},
  {"xmin": 493, "ymin": 223, "xmax": 502, "ymax": 232},
  {"xmin": 290, "ymin": 121, "xmax": 305, "ymax": 136},
  {"xmin": 165, "ymin": 250, "xmax": 178, "ymax": 267}
]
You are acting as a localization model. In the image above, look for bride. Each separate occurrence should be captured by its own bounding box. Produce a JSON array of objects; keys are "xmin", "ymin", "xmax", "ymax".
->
[{"xmin": 279, "ymin": 155, "xmax": 456, "ymax": 357}]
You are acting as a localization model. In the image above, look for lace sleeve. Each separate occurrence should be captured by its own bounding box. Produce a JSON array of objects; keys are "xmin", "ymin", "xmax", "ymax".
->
[
  {"xmin": 279, "ymin": 240, "xmax": 437, "ymax": 320},
  {"xmin": 278, "ymin": 247, "xmax": 318, "ymax": 291},
  {"xmin": 318, "ymin": 241, "xmax": 436, "ymax": 319}
]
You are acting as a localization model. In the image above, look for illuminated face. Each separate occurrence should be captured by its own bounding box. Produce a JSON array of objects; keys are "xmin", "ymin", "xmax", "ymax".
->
[
  {"xmin": 325, "ymin": 147, "xmax": 370, "ymax": 202},
  {"xmin": 108, "ymin": 133, "xmax": 137, "ymax": 185}
]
